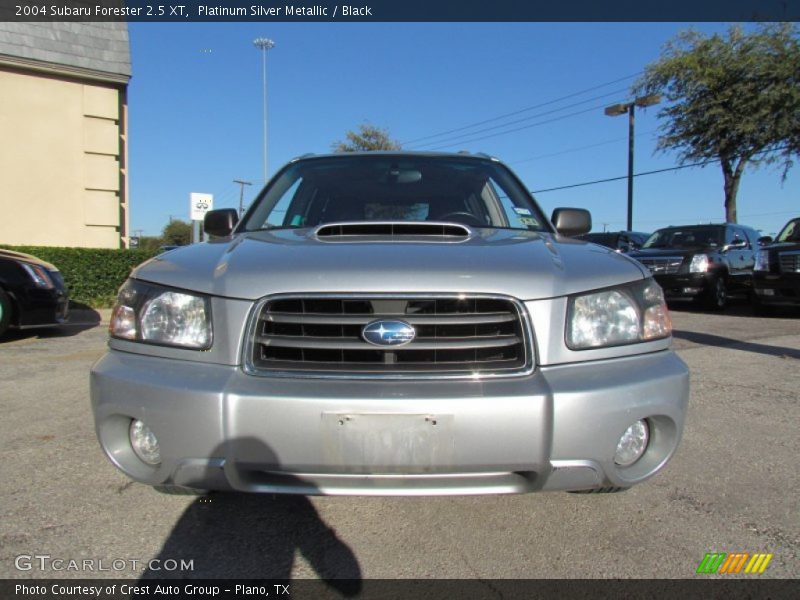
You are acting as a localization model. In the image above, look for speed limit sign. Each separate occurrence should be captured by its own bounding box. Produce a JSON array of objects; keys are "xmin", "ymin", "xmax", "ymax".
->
[{"xmin": 190, "ymin": 193, "xmax": 214, "ymax": 221}]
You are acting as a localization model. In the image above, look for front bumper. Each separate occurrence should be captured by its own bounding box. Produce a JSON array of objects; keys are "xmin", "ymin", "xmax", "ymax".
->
[
  {"xmin": 653, "ymin": 273, "xmax": 711, "ymax": 299},
  {"xmin": 90, "ymin": 349, "xmax": 689, "ymax": 495},
  {"xmin": 12, "ymin": 286, "xmax": 69, "ymax": 329},
  {"xmin": 753, "ymin": 272, "xmax": 800, "ymax": 306}
]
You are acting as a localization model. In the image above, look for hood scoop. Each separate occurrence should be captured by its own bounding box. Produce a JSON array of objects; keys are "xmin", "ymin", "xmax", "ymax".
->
[{"xmin": 314, "ymin": 221, "xmax": 471, "ymax": 239}]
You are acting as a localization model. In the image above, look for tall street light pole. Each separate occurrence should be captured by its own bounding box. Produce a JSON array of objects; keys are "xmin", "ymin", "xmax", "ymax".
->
[
  {"xmin": 253, "ymin": 37, "xmax": 275, "ymax": 184},
  {"xmin": 604, "ymin": 94, "xmax": 660, "ymax": 231}
]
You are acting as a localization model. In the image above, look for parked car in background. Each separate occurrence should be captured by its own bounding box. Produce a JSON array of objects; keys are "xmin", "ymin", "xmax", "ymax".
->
[
  {"xmin": 628, "ymin": 223, "xmax": 762, "ymax": 310},
  {"xmin": 752, "ymin": 217, "xmax": 800, "ymax": 314},
  {"xmin": 91, "ymin": 152, "xmax": 688, "ymax": 497},
  {"xmin": 577, "ymin": 231, "xmax": 650, "ymax": 253},
  {"xmin": 0, "ymin": 249, "xmax": 69, "ymax": 338}
]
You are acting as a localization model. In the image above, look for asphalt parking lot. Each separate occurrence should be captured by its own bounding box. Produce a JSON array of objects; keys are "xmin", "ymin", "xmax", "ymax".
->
[{"xmin": 1, "ymin": 302, "xmax": 798, "ymax": 581}]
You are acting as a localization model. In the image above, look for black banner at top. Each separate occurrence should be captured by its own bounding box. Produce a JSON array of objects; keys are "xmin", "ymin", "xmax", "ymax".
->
[{"xmin": 1, "ymin": 0, "xmax": 799, "ymax": 22}]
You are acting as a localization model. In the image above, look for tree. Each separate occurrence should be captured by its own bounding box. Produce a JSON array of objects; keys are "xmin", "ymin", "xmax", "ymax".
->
[
  {"xmin": 634, "ymin": 24, "xmax": 800, "ymax": 223},
  {"xmin": 161, "ymin": 219, "xmax": 192, "ymax": 246},
  {"xmin": 138, "ymin": 235, "xmax": 163, "ymax": 252},
  {"xmin": 332, "ymin": 123, "xmax": 402, "ymax": 152}
]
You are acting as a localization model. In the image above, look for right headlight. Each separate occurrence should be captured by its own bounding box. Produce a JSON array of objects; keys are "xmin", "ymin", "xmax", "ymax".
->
[
  {"xmin": 567, "ymin": 279, "xmax": 671, "ymax": 350},
  {"xmin": 109, "ymin": 279, "xmax": 212, "ymax": 349},
  {"xmin": 754, "ymin": 250, "xmax": 770, "ymax": 272}
]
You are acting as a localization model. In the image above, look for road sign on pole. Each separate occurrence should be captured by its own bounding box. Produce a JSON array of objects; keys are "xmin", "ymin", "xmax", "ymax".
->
[{"xmin": 190, "ymin": 193, "xmax": 213, "ymax": 222}]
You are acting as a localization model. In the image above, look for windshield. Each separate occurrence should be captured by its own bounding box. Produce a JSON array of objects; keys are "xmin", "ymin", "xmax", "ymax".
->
[
  {"xmin": 775, "ymin": 219, "xmax": 800, "ymax": 243},
  {"xmin": 241, "ymin": 155, "xmax": 549, "ymax": 232},
  {"xmin": 643, "ymin": 227, "xmax": 724, "ymax": 249}
]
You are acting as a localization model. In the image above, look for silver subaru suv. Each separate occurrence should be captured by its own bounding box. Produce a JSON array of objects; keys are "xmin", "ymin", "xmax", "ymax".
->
[{"xmin": 91, "ymin": 152, "xmax": 688, "ymax": 495}]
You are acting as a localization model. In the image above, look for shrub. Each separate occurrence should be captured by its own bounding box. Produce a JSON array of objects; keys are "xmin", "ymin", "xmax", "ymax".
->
[{"xmin": 0, "ymin": 245, "xmax": 160, "ymax": 308}]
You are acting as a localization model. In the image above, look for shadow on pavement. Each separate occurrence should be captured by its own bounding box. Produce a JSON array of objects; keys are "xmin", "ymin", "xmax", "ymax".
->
[
  {"xmin": 141, "ymin": 438, "xmax": 362, "ymax": 594},
  {"xmin": 672, "ymin": 329, "xmax": 800, "ymax": 359},
  {"xmin": 668, "ymin": 299, "xmax": 800, "ymax": 319}
]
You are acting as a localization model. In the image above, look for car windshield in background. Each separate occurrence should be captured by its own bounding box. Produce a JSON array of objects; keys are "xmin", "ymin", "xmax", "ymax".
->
[
  {"xmin": 776, "ymin": 218, "xmax": 800, "ymax": 243},
  {"xmin": 241, "ymin": 155, "xmax": 548, "ymax": 232},
  {"xmin": 643, "ymin": 227, "xmax": 724, "ymax": 249}
]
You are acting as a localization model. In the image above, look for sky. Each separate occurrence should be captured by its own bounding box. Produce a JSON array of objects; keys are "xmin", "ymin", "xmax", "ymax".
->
[{"xmin": 127, "ymin": 22, "xmax": 798, "ymax": 238}]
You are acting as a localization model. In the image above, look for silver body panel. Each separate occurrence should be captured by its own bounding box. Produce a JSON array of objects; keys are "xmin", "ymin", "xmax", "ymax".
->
[
  {"xmin": 91, "ymin": 348, "xmax": 688, "ymax": 495},
  {"xmin": 90, "ymin": 153, "xmax": 687, "ymax": 495},
  {"xmin": 133, "ymin": 229, "xmax": 648, "ymax": 301}
]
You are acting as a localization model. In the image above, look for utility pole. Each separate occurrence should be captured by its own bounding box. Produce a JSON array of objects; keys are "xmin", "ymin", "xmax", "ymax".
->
[{"xmin": 233, "ymin": 179, "xmax": 253, "ymax": 216}]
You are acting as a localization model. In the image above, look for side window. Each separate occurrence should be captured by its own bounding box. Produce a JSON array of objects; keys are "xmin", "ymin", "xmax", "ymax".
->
[
  {"xmin": 732, "ymin": 228, "xmax": 749, "ymax": 248},
  {"xmin": 724, "ymin": 227, "xmax": 736, "ymax": 245}
]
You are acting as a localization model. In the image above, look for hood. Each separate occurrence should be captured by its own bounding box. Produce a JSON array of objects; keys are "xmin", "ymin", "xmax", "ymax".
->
[
  {"xmin": 766, "ymin": 241, "xmax": 800, "ymax": 252},
  {"xmin": 0, "ymin": 249, "xmax": 58, "ymax": 271},
  {"xmin": 629, "ymin": 247, "xmax": 700, "ymax": 259},
  {"xmin": 133, "ymin": 228, "xmax": 647, "ymax": 301}
]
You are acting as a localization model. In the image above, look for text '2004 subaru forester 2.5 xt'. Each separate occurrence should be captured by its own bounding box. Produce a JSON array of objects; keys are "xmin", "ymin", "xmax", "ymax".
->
[{"xmin": 91, "ymin": 153, "xmax": 689, "ymax": 496}]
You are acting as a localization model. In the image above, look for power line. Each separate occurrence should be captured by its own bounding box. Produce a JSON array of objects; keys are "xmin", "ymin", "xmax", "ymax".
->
[
  {"xmin": 401, "ymin": 72, "xmax": 641, "ymax": 146},
  {"xmin": 424, "ymin": 102, "xmax": 619, "ymax": 151},
  {"xmin": 531, "ymin": 160, "xmax": 717, "ymax": 194},
  {"xmin": 509, "ymin": 129, "xmax": 657, "ymax": 165},
  {"xmin": 413, "ymin": 89, "xmax": 630, "ymax": 150},
  {"xmin": 531, "ymin": 145, "xmax": 792, "ymax": 194}
]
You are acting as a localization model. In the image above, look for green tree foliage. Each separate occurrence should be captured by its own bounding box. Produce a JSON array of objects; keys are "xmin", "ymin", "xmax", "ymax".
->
[
  {"xmin": 138, "ymin": 236, "xmax": 163, "ymax": 252},
  {"xmin": 635, "ymin": 24, "xmax": 800, "ymax": 223},
  {"xmin": 161, "ymin": 219, "xmax": 193, "ymax": 246},
  {"xmin": 332, "ymin": 123, "xmax": 402, "ymax": 152}
]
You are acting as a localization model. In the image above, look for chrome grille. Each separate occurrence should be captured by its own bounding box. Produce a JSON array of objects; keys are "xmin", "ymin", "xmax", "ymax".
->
[
  {"xmin": 779, "ymin": 251, "xmax": 800, "ymax": 274},
  {"xmin": 637, "ymin": 256, "xmax": 684, "ymax": 275},
  {"xmin": 248, "ymin": 295, "xmax": 531, "ymax": 377}
]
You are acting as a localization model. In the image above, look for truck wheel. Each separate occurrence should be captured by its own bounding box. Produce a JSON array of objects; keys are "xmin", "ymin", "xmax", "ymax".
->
[
  {"xmin": 703, "ymin": 276, "xmax": 727, "ymax": 311},
  {"xmin": 0, "ymin": 288, "xmax": 12, "ymax": 338}
]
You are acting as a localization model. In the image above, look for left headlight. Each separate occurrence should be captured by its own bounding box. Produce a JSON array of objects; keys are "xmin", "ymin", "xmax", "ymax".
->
[
  {"xmin": 754, "ymin": 250, "xmax": 770, "ymax": 272},
  {"xmin": 109, "ymin": 280, "xmax": 212, "ymax": 349},
  {"xmin": 567, "ymin": 279, "xmax": 671, "ymax": 350},
  {"xmin": 20, "ymin": 263, "xmax": 55, "ymax": 289}
]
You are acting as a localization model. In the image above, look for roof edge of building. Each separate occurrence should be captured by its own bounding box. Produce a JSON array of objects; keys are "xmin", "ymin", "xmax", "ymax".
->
[{"xmin": 0, "ymin": 54, "xmax": 130, "ymax": 86}]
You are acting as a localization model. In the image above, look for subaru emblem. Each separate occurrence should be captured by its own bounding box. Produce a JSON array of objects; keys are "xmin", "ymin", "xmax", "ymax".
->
[{"xmin": 362, "ymin": 320, "xmax": 416, "ymax": 347}]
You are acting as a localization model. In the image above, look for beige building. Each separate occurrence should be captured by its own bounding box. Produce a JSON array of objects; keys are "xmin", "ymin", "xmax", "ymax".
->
[{"xmin": 0, "ymin": 23, "xmax": 131, "ymax": 248}]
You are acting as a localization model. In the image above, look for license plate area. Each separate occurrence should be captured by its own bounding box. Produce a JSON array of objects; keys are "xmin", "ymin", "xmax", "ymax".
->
[{"xmin": 321, "ymin": 413, "xmax": 455, "ymax": 474}]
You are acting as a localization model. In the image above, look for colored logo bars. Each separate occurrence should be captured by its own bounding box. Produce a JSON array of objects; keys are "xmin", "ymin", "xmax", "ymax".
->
[{"xmin": 696, "ymin": 552, "xmax": 773, "ymax": 575}]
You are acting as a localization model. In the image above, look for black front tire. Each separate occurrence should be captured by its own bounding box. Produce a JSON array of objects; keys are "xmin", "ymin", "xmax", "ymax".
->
[
  {"xmin": 702, "ymin": 276, "xmax": 728, "ymax": 311},
  {"xmin": 0, "ymin": 288, "xmax": 12, "ymax": 338}
]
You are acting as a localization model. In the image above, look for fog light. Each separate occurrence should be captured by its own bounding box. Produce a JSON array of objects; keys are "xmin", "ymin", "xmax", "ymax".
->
[
  {"xmin": 129, "ymin": 419, "xmax": 161, "ymax": 466},
  {"xmin": 614, "ymin": 420, "xmax": 649, "ymax": 467}
]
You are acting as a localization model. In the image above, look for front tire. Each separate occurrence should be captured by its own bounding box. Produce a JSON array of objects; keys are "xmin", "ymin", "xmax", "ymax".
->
[
  {"xmin": 0, "ymin": 288, "xmax": 12, "ymax": 338},
  {"xmin": 702, "ymin": 276, "xmax": 728, "ymax": 311}
]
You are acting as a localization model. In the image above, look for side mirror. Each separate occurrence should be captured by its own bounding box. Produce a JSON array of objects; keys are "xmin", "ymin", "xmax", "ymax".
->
[
  {"xmin": 724, "ymin": 239, "xmax": 747, "ymax": 251},
  {"xmin": 758, "ymin": 236, "xmax": 773, "ymax": 246},
  {"xmin": 551, "ymin": 208, "xmax": 591, "ymax": 237},
  {"xmin": 204, "ymin": 209, "xmax": 239, "ymax": 237}
]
